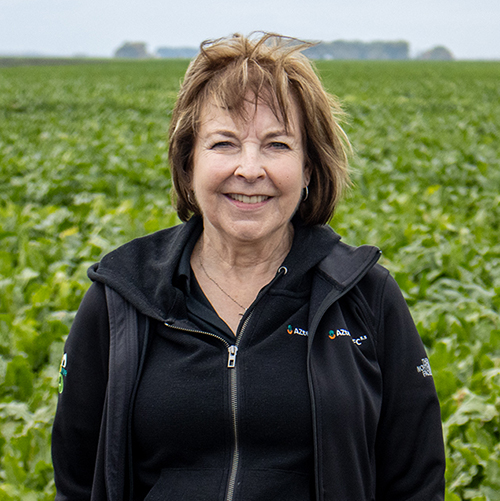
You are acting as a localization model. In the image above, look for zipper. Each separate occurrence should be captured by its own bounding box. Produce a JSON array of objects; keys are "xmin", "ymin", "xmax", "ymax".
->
[
  {"xmin": 163, "ymin": 322, "xmax": 238, "ymax": 367},
  {"xmin": 227, "ymin": 345, "xmax": 238, "ymax": 368},
  {"xmin": 225, "ymin": 311, "xmax": 252, "ymax": 501},
  {"xmin": 162, "ymin": 319, "xmax": 246, "ymax": 501}
]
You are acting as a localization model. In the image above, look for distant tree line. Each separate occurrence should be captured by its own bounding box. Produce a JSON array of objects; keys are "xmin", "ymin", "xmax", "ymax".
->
[
  {"xmin": 303, "ymin": 40, "xmax": 410, "ymax": 60},
  {"xmin": 156, "ymin": 47, "xmax": 199, "ymax": 59},
  {"xmin": 113, "ymin": 40, "xmax": 454, "ymax": 61}
]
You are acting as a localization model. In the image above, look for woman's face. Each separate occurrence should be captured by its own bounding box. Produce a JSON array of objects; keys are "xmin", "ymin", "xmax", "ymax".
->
[{"xmin": 191, "ymin": 96, "xmax": 309, "ymax": 247}]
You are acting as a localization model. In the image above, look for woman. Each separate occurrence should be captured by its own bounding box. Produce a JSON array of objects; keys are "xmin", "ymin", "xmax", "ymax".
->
[{"xmin": 52, "ymin": 33, "xmax": 445, "ymax": 500}]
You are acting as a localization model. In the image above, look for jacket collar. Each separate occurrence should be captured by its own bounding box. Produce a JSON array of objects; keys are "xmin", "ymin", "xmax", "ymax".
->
[{"xmin": 318, "ymin": 239, "xmax": 382, "ymax": 290}]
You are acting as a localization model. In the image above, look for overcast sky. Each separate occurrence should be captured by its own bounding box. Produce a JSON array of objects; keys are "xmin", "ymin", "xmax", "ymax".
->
[{"xmin": 1, "ymin": 0, "xmax": 498, "ymax": 59}]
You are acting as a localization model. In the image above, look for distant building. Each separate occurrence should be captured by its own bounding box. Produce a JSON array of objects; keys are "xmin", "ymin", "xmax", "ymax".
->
[
  {"xmin": 417, "ymin": 46, "xmax": 454, "ymax": 61},
  {"xmin": 114, "ymin": 42, "xmax": 149, "ymax": 59},
  {"xmin": 156, "ymin": 47, "xmax": 199, "ymax": 59}
]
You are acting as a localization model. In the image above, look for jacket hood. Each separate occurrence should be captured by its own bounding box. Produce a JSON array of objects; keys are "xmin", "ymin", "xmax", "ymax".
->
[
  {"xmin": 88, "ymin": 217, "xmax": 202, "ymax": 322},
  {"xmin": 88, "ymin": 217, "xmax": 380, "ymax": 322}
]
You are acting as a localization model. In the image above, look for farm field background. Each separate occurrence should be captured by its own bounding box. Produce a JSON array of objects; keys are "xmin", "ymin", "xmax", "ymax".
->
[{"xmin": 1, "ymin": 58, "xmax": 500, "ymax": 500}]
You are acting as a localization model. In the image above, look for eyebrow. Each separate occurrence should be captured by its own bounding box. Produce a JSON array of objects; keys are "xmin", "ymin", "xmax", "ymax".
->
[
  {"xmin": 209, "ymin": 130, "xmax": 238, "ymax": 139},
  {"xmin": 265, "ymin": 129, "xmax": 290, "ymax": 139},
  {"xmin": 207, "ymin": 128, "xmax": 293, "ymax": 139}
]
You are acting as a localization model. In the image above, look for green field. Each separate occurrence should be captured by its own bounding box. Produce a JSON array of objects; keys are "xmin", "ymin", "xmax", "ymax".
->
[{"xmin": 1, "ymin": 59, "xmax": 500, "ymax": 500}]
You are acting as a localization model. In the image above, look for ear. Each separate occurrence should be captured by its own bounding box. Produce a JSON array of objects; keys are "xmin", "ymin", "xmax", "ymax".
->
[{"xmin": 303, "ymin": 161, "xmax": 311, "ymax": 187}]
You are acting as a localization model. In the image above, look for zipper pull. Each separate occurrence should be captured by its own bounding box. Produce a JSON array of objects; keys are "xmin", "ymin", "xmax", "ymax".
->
[{"xmin": 227, "ymin": 345, "xmax": 238, "ymax": 368}]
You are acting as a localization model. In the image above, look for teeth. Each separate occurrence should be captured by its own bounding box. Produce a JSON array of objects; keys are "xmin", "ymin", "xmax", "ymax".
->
[{"xmin": 229, "ymin": 194, "xmax": 269, "ymax": 204}]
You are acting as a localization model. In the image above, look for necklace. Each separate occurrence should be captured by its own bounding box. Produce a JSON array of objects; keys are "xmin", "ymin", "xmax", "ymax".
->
[{"xmin": 199, "ymin": 256, "xmax": 247, "ymax": 315}]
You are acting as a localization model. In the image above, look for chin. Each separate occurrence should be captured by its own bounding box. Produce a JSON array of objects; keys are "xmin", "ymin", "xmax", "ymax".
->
[
  {"xmin": 226, "ymin": 225, "xmax": 267, "ymax": 243},
  {"xmin": 225, "ymin": 219, "xmax": 291, "ymax": 244}
]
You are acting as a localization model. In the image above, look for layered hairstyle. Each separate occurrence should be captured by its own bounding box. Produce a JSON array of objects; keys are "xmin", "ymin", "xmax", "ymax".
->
[{"xmin": 168, "ymin": 32, "xmax": 351, "ymax": 225}]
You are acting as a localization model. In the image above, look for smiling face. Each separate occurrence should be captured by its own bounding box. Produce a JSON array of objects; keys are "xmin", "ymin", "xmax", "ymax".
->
[{"xmin": 191, "ymin": 95, "xmax": 309, "ymax": 248}]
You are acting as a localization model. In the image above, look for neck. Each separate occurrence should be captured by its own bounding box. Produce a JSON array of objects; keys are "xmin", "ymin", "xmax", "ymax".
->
[{"xmin": 196, "ymin": 222, "xmax": 294, "ymax": 276}]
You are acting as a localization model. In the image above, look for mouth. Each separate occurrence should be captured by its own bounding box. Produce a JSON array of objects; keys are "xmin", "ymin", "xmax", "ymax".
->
[{"xmin": 227, "ymin": 193, "xmax": 270, "ymax": 204}]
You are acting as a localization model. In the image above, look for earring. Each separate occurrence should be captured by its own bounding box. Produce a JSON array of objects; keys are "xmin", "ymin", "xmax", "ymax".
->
[{"xmin": 302, "ymin": 186, "xmax": 309, "ymax": 202}]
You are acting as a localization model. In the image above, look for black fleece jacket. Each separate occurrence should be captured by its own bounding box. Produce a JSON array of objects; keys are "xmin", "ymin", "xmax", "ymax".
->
[{"xmin": 52, "ymin": 217, "xmax": 445, "ymax": 500}]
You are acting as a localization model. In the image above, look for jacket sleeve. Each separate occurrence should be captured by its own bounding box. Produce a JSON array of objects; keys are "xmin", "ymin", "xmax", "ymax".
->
[
  {"xmin": 52, "ymin": 282, "xmax": 110, "ymax": 501},
  {"xmin": 374, "ymin": 273, "xmax": 445, "ymax": 500}
]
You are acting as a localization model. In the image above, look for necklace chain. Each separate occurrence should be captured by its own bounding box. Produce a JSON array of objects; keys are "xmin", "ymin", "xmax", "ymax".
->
[{"xmin": 199, "ymin": 256, "xmax": 247, "ymax": 315}]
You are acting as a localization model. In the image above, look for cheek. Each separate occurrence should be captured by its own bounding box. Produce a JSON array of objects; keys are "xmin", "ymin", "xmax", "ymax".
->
[
  {"xmin": 286, "ymin": 163, "xmax": 308, "ymax": 194},
  {"xmin": 191, "ymin": 155, "xmax": 213, "ymax": 189}
]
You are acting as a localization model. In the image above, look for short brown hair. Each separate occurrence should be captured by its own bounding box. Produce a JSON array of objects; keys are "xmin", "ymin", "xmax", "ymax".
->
[{"xmin": 168, "ymin": 32, "xmax": 351, "ymax": 225}]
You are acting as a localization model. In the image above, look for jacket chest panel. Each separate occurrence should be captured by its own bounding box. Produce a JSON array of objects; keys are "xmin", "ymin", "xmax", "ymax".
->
[
  {"xmin": 311, "ymin": 301, "xmax": 382, "ymax": 413},
  {"xmin": 133, "ymin": 328, "xmax": 232, "ymax": 470}
]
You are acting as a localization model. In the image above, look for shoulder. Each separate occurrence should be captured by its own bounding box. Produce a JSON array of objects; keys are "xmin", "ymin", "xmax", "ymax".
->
[
  {"xmin": 72, "ymin": 282, "xmax": 109, "ymax": 335},
  {"xmin": 67, "ymin": 281, "xmax": 110, "ymax": 353},
  {"xmin": 356, "ymin": 264, "xmax": 410, "ymax": 317},
  {"xmin": 347, "ymin": 262, "xmax": 413, "ymax": 340},
  {"xmin": 356, "ymin": 263, "xmax": 394, "ymax": 303}
]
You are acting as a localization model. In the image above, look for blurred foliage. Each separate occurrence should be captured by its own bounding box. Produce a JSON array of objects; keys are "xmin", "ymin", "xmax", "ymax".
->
[{"xmin": 1, "ymin": 59, "xmax": 499, "ymax": 499}]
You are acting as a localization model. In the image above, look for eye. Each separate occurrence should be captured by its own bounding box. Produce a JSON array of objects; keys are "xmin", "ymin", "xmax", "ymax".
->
[
  {"xmin": 210, "ymin": 141, "xmax": 235, "ymax": 149},
  {"xmin": 269, "ymin": 141, "xmax": 291, "ymax": 150}
]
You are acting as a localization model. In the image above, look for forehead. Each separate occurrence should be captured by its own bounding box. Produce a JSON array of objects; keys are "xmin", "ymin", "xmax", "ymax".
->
[{"xmin": 197, "ymin": 95, "xmax": 303, "ymax": 137}]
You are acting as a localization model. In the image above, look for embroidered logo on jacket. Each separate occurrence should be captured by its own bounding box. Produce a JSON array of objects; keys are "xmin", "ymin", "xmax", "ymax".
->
[
  {"xmin": 58, "ymin": 353, "xmax": 68, "ymax": 394},
  {"xmin": 417, "ymin": 358, "xmax": 433, "ymax": 377},
  {"xmin": 329, "ymin": 329, "xmax": 350, "ymax": 339},
  {"xmin": 287, "ymin": 324, "xmax": 309, "ymax": 336},
  {"xmin": 329, "ymin": 329, "xmax": 367, "ymax": 346}
]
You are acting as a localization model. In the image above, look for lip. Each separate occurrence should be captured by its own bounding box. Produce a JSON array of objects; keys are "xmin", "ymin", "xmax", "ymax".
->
[
  {"xmin": 224, "ymin": 193, "xmax": 273, "ymax": 209},
  {"xmin": 227, "ymin": 193, "xmax": 270, "ymax": 204}
]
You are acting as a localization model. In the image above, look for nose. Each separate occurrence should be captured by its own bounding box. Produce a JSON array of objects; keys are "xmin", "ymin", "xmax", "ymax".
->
[{"xmin": 234, "ymin": 145, "xmax": 266, "ymax": 182}]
